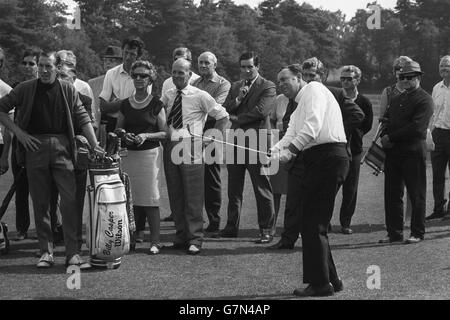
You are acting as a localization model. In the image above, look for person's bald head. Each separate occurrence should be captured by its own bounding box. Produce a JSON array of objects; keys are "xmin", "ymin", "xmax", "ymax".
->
[
  {"xmin": 198, "ymin": 51, "xmax": 217, "ymax": 78},
  {"xmin": 172, "ymin": 58, "xmax": 192, "ymax": 90}
]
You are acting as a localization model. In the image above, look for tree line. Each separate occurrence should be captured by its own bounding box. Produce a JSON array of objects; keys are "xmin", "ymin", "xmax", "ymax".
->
[{"xmin": 0, "ymin": 0, "xmax": 448, "ymax": 92}]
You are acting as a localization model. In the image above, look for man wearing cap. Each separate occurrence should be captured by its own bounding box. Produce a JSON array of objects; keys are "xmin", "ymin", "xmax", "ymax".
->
[
  {"xmin": 379, "ymin": 60, "xmax": 434, "ymax": 244},
  {"xmin": 427, "ymin": 55, "xmax": 450, "ymax": 221},
  {"xmin": 88, "ymin": 46, "xmax": 123, "ymax": 132}
]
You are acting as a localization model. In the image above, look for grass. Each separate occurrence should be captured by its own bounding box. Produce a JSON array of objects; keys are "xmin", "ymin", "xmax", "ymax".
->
[{"xmin": 1, "ymin": 95, "xmax": 450, "ymax": 300}]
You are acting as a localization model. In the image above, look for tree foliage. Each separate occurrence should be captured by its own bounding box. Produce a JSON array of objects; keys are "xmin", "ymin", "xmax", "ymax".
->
[{"xmin": 0, "ymin": 0, "xmax": 448, "ymax": 91}]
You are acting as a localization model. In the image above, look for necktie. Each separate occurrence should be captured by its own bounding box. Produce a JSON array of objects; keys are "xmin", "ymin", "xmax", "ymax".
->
[
  {"xmin": 282, "ymin": 99, "xmax": 297, "ymax": 134},
  {"xmin": 168, "ymin": 90, "xmax": 183, "ymax": 129},
  {"xmin": 245, "ymin": 79, "xmax": 252, "ymax": 87}
]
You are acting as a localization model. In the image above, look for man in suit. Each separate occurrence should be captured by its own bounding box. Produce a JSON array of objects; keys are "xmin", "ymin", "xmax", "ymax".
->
[{"xmin": 218, "ymin": 52, "xmax": 276, "ymax": 244}]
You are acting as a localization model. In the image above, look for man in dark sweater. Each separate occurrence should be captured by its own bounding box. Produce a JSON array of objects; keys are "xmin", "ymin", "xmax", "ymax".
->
[
  {"xmin": 0, "ymin": 51, "xmax": 100, "ymax": 270},
  {"xmin": 379, "ymin": 61, "xmax": 434, "ymax": 244},
  {"xmin": 336, "ymin": 65, "xmax": 373, "ymax": 234}
]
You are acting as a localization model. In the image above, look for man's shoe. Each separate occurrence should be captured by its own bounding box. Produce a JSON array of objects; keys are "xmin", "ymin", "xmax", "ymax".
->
[
  {"xmin": 66, "ymin": 254, "xmax": 91, "ymax": 271},
  {"xmin": 425, "ymin": 212, "xmax": 445, "ymax": 221},
  {"xmin": 187, "ymin": 244, "xmax": 201, "ymax": 255},
  {"xmin": 255, "ymin": 234, "xmax": 273, "ymax": 244},
  {"xmin": 341, "ymin": 227, "xmax": 353, "ymax": 235},
  {"xmin": 205, "ymin": 223, "xmax": 220, "ymax": 233},
  {"xmin": 15, "ymin": 231, "xmax": 27, "ymax": 241},
  {"xmin": 217, "ymin": 229, "xmax": 238, "ymax": 238},
  {"xmin": 36, "ymin": 252, "xmax": 54, "ymax": 268},
  {"xmin": 404, "ymin": 236, "xmax": 423, "ymax": 244},
  {"xmin": 378, "ymin": 237, "xmax": 403, "ymax": 244},
  {"xmin": 149, "ymin": 243, "xmax": 163, "ymax": 255},
  {"xmin": 163, "ymin": 215, "xmax": 174, "ymax": 222},
  {"xmin": 331, "ymin": 278, "xmax": 344, "ymax": 292},
  {"xmin": 267, "ymin": 241, "xmax": 294, "ymax": 250},
  {"xmin": 293, "ymin": 283, "xmax": 334, "ymax": 297}
]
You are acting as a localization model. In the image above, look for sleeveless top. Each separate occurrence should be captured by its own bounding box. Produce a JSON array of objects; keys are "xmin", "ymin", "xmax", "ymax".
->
[{"xmin": 120, "ymin": 96, "xmax": 164, "ymax": 150}]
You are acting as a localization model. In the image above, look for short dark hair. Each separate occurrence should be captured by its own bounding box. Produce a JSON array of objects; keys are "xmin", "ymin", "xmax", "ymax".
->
[
  {"xmin": 38, "ymin": 51, "xmax": 57, "ymax": 63},
  {"xmin": 122, "ymin": 37, "xmax": 144, "ymax": 57},
  {"xmin": 239, "ymin": 52, "xmax": 259, "ymax": 67},
  {"xmin": 22, "ymin": 47, "xmax": 42, "ymax": 62},
  {"xmin": 172, "ymin": 47, "xmax": 192, "ymax": 61},
  {"xmin": 284, "ymin": 64, "xmax": 302, "ymax": 78}
]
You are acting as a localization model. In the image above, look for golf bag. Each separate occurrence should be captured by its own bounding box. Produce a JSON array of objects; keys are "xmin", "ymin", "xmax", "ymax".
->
[
  {"xmin": 361, "ymin": 122, "xmax": 385, "ymax": 176},
  {"xmin": 80, "ymin": 131, "xmax": 134, "ymax": 270}
]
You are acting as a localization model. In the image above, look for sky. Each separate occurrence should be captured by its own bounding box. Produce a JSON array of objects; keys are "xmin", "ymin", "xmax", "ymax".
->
[{"xmin": 62, "ymin": 0, "xmax": 397, "ymax": 20}]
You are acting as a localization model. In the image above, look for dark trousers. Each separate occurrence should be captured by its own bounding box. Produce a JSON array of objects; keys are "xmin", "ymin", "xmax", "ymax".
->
[
  {"xmin": 11, "ymin": 141, "xmax": 30, "ymax": 234},
  {"xmin": 26, "ymin": 134, "xmax": 78, "ymax": 258},
  {"xmin": 431, "ymin": 128, "xmax": 450, "ymax": 214},
  {"xmin": 280, "ymin": 155, "xmax": 304, "ymax": 245},
  {"xmin": 204, "ymin": 161, "xmax": 221, "ymax": 227},
  {"xmin": 226, "ymin": 161, "xmax": 274, "ymax": 235},
  {"xmin": 384, "ymin": 151, "xmax": 427, "ymax": 239},
  {"xmin": 339, "ymin": 152, "xmax": 362, "ymax": 228},
  {"xmin": 301, "ymin": 143, "xmax": 349, "ymax": 285}
]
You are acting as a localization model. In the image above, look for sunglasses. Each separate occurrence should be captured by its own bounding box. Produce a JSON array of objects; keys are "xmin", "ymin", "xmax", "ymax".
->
[
  {"xmin": 22, "ymin": 61, "xmax": 36, "ymax": 67},
  {"xmin": 131, "ymin": 73, "xmax": 150, "ymax": 79},
  {"xmin": 340, "ymin": 77, "xmax": 354, "ymax": 82},
  {"xmin": 398, "ymin": 74, "xmax": 417, "ymax": 80}
]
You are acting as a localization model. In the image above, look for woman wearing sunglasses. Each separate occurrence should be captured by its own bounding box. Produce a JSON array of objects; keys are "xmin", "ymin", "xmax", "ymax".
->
[{"xmin": 116, "ymin": 60, "xmax": 168, "ymax": 255}]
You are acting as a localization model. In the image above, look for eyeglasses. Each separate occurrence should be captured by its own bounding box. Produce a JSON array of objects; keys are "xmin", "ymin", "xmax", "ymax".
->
[
  {"xmin": 398, "ymin": 74, "xmax": 417, "ymax": 80},
  {"xmin": 340, "ymin": 77, "xmax": 354, "ymax": 82},
  {"xmin": 131, "ymin": 73, "xmax": 150, "ymax": 79},
  {"xmin": 21, "ymin": 61, "xmax": 36, "ymax": 67}
]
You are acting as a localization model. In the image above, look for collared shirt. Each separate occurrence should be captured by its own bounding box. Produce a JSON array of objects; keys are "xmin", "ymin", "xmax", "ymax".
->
[
  {"xmin": 191, "ymin": 72, "xmax": 231, "ymax": 105},
  {"xmin": 74, "ymin": 78, "xmax": 96, "ymax": 124},
  {"xmin": 272, "ymin": 82, "xmax": 347, "ymax": 153},
  {"xmin": 431, "ymin": 80, "xmax": 450, "ymax": 129},
  {"xmin": 0, "ymin": 79, "xmax": 12, "ymax": 144},
  {"xmin": 161, "ymin": 84, "xmax": 229, "ymax": 163},
  {"xmin": 161, "ymin": 71, "xmax": 200, "ymax": 97},
  {"xmin": 99, "ymin": 64, "xmax": 152, "ymax": 118}
]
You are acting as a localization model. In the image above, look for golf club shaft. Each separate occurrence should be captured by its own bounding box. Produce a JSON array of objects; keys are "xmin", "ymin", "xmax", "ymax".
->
[{"xmin": 188, "ymin": 131, "xmax": 270, "ymax": 156}]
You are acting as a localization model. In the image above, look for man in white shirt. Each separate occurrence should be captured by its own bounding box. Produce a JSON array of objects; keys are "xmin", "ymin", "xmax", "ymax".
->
[
  {"xmin": 161, "ymin": 47, "xmax": 200, "ymax": 97},
  {"xmin": 88, "ymin": 46, "xmax": 123, "ymax": 131},
  {"xmin": 270, "ymin": 76, "xmax": 349, "ymax": 297},
  {"xmin": 162, "ymin": 58, "xmax": 229, "ymax": 255},
  {"xmin": 427, "ymin": 55, "xmax": 450, "ymax": 220},
  {"xmin": 0, "ymin": 56, "xmax": 12, "ymax": 174},
  {"xmin": 160, "ymin": 47, "xmax": 200, "ymax": 223},
  {"xmin": 99, "ymin": 37, "xmax": 150, "ymax": 133}
]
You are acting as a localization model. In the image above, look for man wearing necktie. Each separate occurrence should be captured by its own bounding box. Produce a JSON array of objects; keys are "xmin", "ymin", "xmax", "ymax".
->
[
  {"xmin": 219, "ymin": 52, "xmax": 276, "ymax": 244},
  {"xmin": 162, "ymin": 58, "xmax": 229, "ymax": 255}
]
